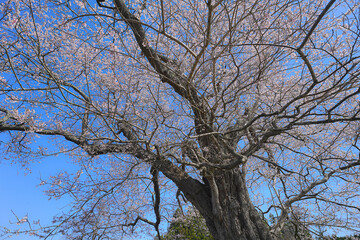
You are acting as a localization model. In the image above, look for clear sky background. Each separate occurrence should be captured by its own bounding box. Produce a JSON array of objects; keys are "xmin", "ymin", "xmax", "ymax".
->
[
  {"xmin": 0, "ymin": 136, "xmax": 73, "ymax": 240},
  {"xmin": 0, "ymin": 135, "xmax": 156, "ymax": 240}
]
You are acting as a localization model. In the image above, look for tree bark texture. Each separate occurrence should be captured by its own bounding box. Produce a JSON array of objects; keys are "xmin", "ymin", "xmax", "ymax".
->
[{"xmin": 179, "ymin": 168, "xmax": 274, "ymax": 240}]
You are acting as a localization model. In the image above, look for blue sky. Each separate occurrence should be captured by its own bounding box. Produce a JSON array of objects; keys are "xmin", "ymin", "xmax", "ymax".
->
[
  {"xmin": 0, "ymin": 134, "xmax": 159, "ymax": 240},
  {"xmin": 0, "ymin": 138, "xmax": 73, "ymax": 240}
]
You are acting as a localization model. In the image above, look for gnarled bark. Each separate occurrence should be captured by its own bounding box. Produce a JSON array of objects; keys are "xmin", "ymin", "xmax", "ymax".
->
[{"xmin": 178, "ymin": 168, "xmax": 274, "ymax": 240}]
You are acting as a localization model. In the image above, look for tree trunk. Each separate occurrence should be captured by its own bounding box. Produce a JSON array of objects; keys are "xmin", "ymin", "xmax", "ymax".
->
[{"xmin": 190, "ymin": 169, "xmax": 274, "ymax": 240}]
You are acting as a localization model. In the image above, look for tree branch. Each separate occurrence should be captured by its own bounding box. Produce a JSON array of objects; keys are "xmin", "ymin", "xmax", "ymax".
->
[
  {"xmin": 298, "ymin": 0, "xmax": 336, "ymax": 50},
  {"xmin": 150, "ymin": 166, "xmax": 161, "ymax": 238}
]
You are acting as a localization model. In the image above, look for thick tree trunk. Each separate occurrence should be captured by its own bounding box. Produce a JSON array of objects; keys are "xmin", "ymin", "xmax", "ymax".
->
[{"xmin": 192, "ymin": 169, "xmax": 274, "ymax": 240}]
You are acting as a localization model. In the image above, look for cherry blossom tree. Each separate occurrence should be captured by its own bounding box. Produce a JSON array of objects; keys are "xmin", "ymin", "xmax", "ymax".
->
[{"xmin": 1, "ymin": 0, "xmax": 360, "ymax": 239}]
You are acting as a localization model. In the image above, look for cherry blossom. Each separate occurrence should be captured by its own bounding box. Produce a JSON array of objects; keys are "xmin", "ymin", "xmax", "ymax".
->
[{"xmin": 0, "ymin": 0, "xmax": 360, "ymax": 239}]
